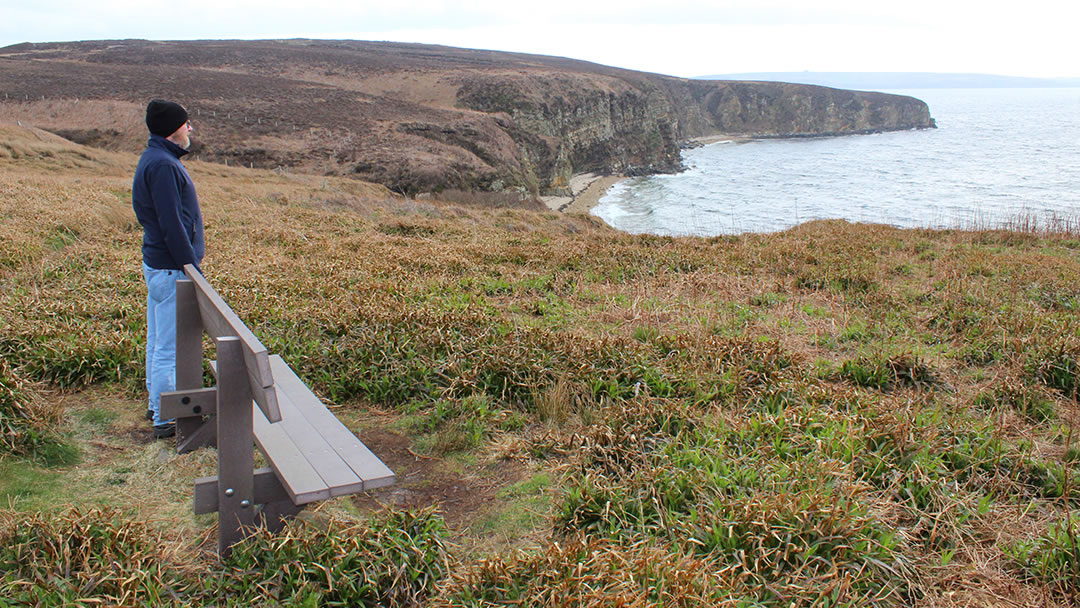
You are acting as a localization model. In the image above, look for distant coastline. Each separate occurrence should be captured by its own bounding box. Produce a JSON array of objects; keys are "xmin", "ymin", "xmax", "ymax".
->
[{"xmin": 694, "ymin": 72, "xmax": 1080, "ymax": 90}]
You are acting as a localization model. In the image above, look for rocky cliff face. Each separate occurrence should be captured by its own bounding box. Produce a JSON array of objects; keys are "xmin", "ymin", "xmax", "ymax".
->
[
  {"xmin": 455, "ymin": 73, "xmax": 687, "ymax": 194},
  {"xmin": 686, "ymin": 80, "xmax": 934, "ymax": 137},
  {"xmin": 453, "ymin": 73, "xmax": 934, "ymax": 194},
  {"xmin": 0, "ymin": 40, "xmax": 934, "ymax": 197}
]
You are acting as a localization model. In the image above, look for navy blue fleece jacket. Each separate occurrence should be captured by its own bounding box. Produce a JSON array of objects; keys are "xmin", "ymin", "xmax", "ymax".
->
[{"xmin": 132, "ymin": 135, "xmax": 204, "ymax": 271}]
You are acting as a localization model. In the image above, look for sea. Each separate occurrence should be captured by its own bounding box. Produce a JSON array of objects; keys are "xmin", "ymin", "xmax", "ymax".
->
[{"xmin": 591, "ymin": 88, "xmax": 1080, "ymax": 236}]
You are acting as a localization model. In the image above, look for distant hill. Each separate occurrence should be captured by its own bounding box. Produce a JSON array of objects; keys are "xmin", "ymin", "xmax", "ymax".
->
[
  {"xmin": 694, "ymin": 72, "xmax": 1080, "ymax": 90},
  {"xmin": 0, "ymin": 40, "xmax": 932, "ymax": 195}
]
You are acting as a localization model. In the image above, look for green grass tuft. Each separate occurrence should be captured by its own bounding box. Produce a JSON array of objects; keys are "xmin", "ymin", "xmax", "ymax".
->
[
  {"xmin": 0, "ymin": 508, "xmax": 189, "ymax": 605},
  {"xmin": 1008, "ymin": 515, "xmax": 1080, "ymax": 596},
  {"xmin": 216, "ymin": 508, "xmax": 449, "ymax": 606},
  {"xmin": 0, "ymin": 360, "xmax": 77, "ymax": 465}
]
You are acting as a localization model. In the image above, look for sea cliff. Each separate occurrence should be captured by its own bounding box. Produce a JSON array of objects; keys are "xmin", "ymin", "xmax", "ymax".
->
[
  {"xmin": 456, "ymin": 72, "xmax": 933, "ymax": 195},
  {"xmin": 0, "ymin": 39, "xmax": 934, "ymax": 197}
]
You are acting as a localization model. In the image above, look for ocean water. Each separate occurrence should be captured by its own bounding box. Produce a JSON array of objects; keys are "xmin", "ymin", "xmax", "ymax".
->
[{"xmin": 592, "ymin": 88, "xmax": 1080, "ymax": 236}]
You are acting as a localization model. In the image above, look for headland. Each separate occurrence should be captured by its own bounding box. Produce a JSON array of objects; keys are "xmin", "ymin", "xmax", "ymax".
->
[{"xmin": 0, "ymin": 39, "xmax": 934, "ymax": 202}]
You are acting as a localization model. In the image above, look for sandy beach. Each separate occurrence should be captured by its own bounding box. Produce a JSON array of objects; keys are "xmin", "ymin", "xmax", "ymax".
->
[
  {"xmin": 540, "ymin": 173, "xmax": 624, "ymax": 214},
  {"xmin": 542, "ymin": 136, "xmax": 744, "ymax": 215}
]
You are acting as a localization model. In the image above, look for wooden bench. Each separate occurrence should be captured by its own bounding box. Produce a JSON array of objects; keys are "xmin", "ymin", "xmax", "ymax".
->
[{"xmin": 159, "ymin": 264, "xmax": 394, "ymax": 556}]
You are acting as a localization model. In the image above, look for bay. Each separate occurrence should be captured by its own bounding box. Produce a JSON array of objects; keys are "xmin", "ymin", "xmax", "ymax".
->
[{"xmin": 592, "ymin": 88, "xmax": 1080, "ymax": 236}]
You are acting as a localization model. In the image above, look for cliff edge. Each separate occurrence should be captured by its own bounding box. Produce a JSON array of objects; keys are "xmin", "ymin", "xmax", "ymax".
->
[{"xmin": 0, "ymin": 39, "xmax": 934, "ymax": 196}]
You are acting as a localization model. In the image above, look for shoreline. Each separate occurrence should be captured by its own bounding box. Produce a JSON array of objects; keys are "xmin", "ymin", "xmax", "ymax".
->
[
  {"xmin": 542, "ymin": 135, "xmax": 744, "ymax": 215},
  {"xmin": 688, "ymin": 134, "xmax": 751, "ymax": 146},
  {"xmin": 540, "ymin": 173, "xmax": 624, "ymax": 215}
]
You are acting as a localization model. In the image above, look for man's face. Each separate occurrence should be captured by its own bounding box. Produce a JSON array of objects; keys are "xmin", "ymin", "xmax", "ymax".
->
[{"xmin": 168, "ymin": 121, "xmax": 193, "ymax": 150}]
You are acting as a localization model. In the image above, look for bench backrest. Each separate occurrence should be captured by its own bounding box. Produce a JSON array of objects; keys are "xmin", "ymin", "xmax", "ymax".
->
[{"xmin": 183, "ymin": 264, "xmax": 281, "ymax": 423}]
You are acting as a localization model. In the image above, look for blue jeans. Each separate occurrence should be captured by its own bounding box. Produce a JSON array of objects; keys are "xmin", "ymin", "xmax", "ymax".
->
[{"xmin": 143, "ymin": 263, "xmax": 180, "ymax": 426}]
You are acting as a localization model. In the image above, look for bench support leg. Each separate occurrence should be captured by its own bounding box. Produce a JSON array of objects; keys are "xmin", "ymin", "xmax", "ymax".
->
[
  {"xmin": 216, "ymin": 337, "xmax": 255, "ymax": 558},
  {"xmin": 259, "ymin": 499, "xmax": 303, "ymax": 533},
  {"xmin": 175, "ymin": 280, "xmax": 207, "ymax": 453},
  {"xmin": 177, "ymin": 418, "xmax": 217, "ymax": 454}
]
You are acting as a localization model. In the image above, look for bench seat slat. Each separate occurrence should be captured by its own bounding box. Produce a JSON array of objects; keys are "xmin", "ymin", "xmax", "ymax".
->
[
  {"xmin": 269, "ymin": 356, "xmax": 396, "ymax": 490},
  {"xmin": 204, "ymin": 353, "xmax": 394, "ymax": 504},
  {"xmin": 271, "ymin": 379, "xmax": 365, "ymax": 497},
  {"xmin": 252, "ymin": 407, "xmax": 331, "ymax": 505}
]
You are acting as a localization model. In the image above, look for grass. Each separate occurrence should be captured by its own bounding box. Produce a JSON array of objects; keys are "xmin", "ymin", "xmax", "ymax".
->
[
  {"xmin": 1007, "ymin": 514, "xmax": 1080, "ymax": 596},
  {"xmin": 0, "ymin": 359, "xmax": 75, "ymax": 466},
  {"xmin": 404, "ymin": 395, "xmax": 525, "ymax": 455},
  {"xmin": 0, "ymin": 458, "xmax": 68, "ymax": 509},
  {"xmin": 0, "ymin": 508, "xmax": 191, "ymax": 605},
  {"xmin": 1, "ymin": 122, "xmax": 1079, "ymax": 606},
  {"xmin": 469, "ymin": 472, "xmax": 553, "ymax": 540},
  {"xmin": 217, "ymin": 508, "xmax": 449, "ymax": 606},
  {"xmin": 0, "ymin": 506, "xmax": 448, "ymax": 607}
]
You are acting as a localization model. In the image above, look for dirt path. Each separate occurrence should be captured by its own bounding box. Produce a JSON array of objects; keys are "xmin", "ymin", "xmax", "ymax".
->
[{"xmin": 349, "ymin": 424, "xmax": 527, "ymax": 531}]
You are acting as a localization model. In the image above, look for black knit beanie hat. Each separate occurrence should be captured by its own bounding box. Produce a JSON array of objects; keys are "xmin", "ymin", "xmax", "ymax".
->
[{"xmin": 146, "ymin": 99, "xmax": 189, "ymax": 137}]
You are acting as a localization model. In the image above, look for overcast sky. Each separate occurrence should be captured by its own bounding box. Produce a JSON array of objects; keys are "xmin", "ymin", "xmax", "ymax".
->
[{"xmin": 1, "ymin": 0, "xmax": 1077, "ymax": 78}]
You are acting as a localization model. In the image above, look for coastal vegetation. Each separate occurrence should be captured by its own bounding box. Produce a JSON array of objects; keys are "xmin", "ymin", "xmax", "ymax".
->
[{"xmin": 1, "ymin": 124, "xmax": 1078, "ymax": 606}]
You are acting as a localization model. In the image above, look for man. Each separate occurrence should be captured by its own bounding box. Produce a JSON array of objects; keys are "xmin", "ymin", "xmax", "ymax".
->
[{"xmin": 132, "ymin": 99, "xmax": 204, "ymax": 439}]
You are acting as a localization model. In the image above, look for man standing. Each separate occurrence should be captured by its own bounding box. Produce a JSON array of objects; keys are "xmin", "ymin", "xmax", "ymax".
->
[{"xmin": 132, "ymin": 100, "xmax": 204, "ymax": 439}]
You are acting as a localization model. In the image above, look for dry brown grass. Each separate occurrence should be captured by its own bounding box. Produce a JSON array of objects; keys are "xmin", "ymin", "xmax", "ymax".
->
[
  {"xmin": 0, "ymin": 99, "xmax": 147, "ymax": 153},
  {"xmin": 1, "ymin": 124, "xmax": 1078, "ymax": 606}
]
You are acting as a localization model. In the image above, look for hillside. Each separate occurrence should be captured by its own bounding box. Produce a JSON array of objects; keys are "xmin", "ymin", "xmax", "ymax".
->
[
  {"xmin": 1, "ymin": 123, "xmax": 1078, "ymax": 606},
  {"xmin": 0, "ymin": 39, "xmax": 933, "ymax": 196}
]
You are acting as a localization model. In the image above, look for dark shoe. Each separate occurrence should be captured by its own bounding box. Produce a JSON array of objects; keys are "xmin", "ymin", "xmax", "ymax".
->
[
  {"xmin": 145, "ymin": 409, "xmax": 154, "ymax": 421},
  {"xmin": 153, "ymin": 423, "xmax": 176, "ymax": 439}
]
